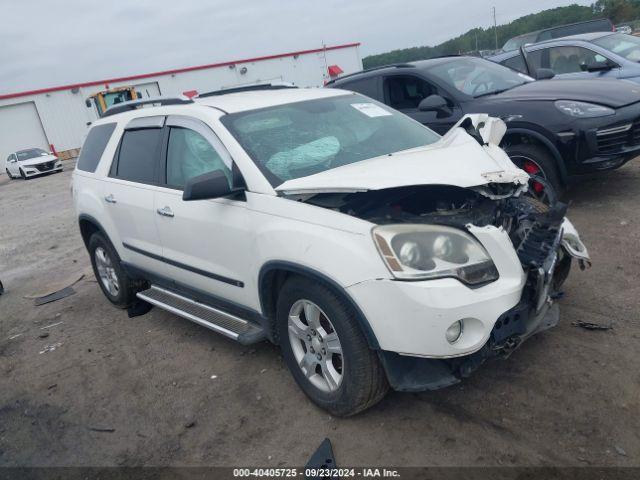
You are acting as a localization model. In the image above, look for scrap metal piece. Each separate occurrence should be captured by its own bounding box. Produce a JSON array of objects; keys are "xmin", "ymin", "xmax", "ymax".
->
[
  {"xmin": 306, "ymin": 438, "xmax": 337, "ymax": 479},
  {"xmin": 34, "ymin": 287, "xmax": 76, "ymax": 306},
  {"xmin": 572, "ymin": 320, "xmax": 612, "ymax": 331}
]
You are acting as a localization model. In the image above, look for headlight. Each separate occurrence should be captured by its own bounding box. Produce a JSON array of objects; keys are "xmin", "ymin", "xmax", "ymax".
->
[
  {"xmin": 555, "ymin": 100, "xmax": 614, "ymax": 118},
  {"xmin": 372, "ymin": 224, "xmax": 499, "ymax": 286}
]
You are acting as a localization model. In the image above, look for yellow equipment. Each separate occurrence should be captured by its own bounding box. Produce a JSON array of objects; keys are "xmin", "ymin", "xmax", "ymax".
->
[{"xmin": 86, "ymin": 86, "xmax": 140, "ymax": 117}]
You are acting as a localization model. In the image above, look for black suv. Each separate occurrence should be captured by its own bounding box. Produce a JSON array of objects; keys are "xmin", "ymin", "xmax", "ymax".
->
[{"xmin": 328, "ymin": 56, "xmax": 640, "ymax": 193}]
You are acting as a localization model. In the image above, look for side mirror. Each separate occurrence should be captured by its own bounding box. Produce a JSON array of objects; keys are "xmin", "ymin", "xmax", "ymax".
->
[
  {"xmin": 535, "ymin": 68, "xmax": 556, "ymax": 80},
  {"xmin": 182, "ymin": 170, "xmax": 243, "ymax": 201},
  {"xmin": 418, "ymin": 95, "xmax": 449, "ymax": 112},
  {"xmin": 581, "ymin": 60, "xmax": 614, "ymax": 72}
]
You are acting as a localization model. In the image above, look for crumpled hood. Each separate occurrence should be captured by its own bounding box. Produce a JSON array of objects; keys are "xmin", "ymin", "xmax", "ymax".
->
[
  {"xmin": 491, "ymin": 78, "xmax": 640, "ymax": 108},
  {"xmin": 19, "ymin": 154, "xmax": 58, "ymax": 167},
  {"xmin": 276, "ymin": 115, "xmax": 529, "ymax": 196}
]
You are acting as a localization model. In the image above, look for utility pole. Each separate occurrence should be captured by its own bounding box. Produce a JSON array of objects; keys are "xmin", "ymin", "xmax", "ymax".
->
[{"xmin": 492, "ymin": 6, "xmax": 498, "ymax": 50}]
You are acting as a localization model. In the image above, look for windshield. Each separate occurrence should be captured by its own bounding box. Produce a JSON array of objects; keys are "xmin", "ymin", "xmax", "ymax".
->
[
  {"xmin": 593, "ymin": 33, "xmax": 640, "ymax": 62},
  {"xmin": 16, "ymin": 148, "xmax": 48, "ymax": 161},
  {"xmin": 502, "ymin": 33, "xmax": 538, "ymax": 52},
  {"xmin": 429, "ymin": 57, "xmax": 533, "ymax": 98},
  {"xmin": 221, "ymin": 94, "xmax": 440, "ymax": 186}
]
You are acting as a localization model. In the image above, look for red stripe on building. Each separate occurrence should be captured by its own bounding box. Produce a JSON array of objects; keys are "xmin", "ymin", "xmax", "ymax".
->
[{"xmin": 0, "ymin": 43, "xmax": 361, "ymax": 100}]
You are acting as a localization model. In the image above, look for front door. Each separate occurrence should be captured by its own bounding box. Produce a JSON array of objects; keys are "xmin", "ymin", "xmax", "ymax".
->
[
  {"xmin": 6, "ymin": 154, "xmax": 18, "ymax": 176},
  {"xmin": 153, "ymin": 115, "xmax": 254, "ymax": 307},
  {"xmin": 382, "ymin": 74, "xmax": 462, "ymax": 135}
]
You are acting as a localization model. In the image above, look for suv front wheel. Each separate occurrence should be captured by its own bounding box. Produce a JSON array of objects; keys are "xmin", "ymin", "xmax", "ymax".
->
[
  {"xmin": 88, "ymin": 232, "xmax": 142, "ymax": 308},
  {"xmin": 276, "ymin": 277, "xmax": 388, "ymax": 416}
]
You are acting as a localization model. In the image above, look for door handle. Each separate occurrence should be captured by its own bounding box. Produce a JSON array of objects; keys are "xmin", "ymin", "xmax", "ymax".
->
[
  {"xmin": 104, "ymin": 194, "xmax": 117, "ymax": 204},
  {"xmin": 156, "ymin": 206, "xmax": 174, "ymax": 218}
]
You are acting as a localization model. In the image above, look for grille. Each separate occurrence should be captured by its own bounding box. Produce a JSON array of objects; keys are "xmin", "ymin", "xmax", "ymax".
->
[
  {"xmin": 34, "ymin": 161, "xmax": 55, "ymax": 172},
  {"xmin": 596, "ymin": 122, "xmax": 640, "ymax": 154}
]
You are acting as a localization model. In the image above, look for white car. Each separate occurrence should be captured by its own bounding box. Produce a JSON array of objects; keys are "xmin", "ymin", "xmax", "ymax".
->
[
  {"xmin": 72, "ymin": 87, "xmax": 590, "ymax": 415},
  {"xmin": 5, "ymin": 148, "xmax": 63, "ymax": 179}
]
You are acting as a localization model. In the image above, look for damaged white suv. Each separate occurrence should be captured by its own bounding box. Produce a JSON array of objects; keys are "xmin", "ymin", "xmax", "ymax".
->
[{"xmin": 73, "ymin": 87, "xmax": 590, "ymax": 416}]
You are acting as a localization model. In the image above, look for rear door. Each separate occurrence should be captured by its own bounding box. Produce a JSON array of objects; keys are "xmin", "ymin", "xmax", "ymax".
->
[
  {"xmin": 153, "ymin": 115, "xmax": 254, "ymax": 307},
  {"xmin": 103, "ymin": 116, "xmax": 166, "ymax": 275}
]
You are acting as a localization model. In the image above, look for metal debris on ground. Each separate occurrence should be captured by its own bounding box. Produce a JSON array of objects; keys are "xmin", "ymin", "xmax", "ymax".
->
[
  {"xmin": 572, "ymin": 320, "xmax": 613, "ymax": 331},
  {"xmin": 305, "ymin": 438, "xmax": 337, "ymax": 478},
  {"xmin": 40, "ymin": 321, "xmax": 63, "ymax": 330},
  {"xmin": 25, "ymin": 272, "xmax": 84, "ymax": 299},
  {"xmin": 87, "ymin": 426, "xmax": 115, "ymax": 433},
  {"xmin": 39, "ymin": 342, "xmax": 63, "ymax": 354},
  {"xmin": 34, "ymin": 287, "xmax": 76, "ymax": 306}
]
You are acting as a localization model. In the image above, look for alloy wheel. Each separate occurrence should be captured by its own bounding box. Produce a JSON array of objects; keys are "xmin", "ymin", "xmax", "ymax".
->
[
  {"xmin": 287, "ymin": 299, "xmax": 344, "ymax": 393},
  {"xmin": 94, "ymin": 246, "xmax": 120, "ymax": 297},
  {"xmin": 510, "ymin": 154, "xmax": 553, "ymax": 203}
]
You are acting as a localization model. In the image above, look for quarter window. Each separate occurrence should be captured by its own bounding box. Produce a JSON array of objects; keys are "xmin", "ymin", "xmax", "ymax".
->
[
  {"xmin": 77, "ymin": 123, "xmax": 116, "ymax": 172},
  {"xmin": 114, "ymin": 128, "xmax": 162, "ymax": 184},
  {"xmin": 166, "ymin": 127, "xmax": 232, "ymax": 189}
]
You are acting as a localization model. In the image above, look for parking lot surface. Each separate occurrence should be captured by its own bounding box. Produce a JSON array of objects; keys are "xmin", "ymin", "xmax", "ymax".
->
[{"xmin": 0, "ymin": 162, "xmax": 639, "ymax": 466}]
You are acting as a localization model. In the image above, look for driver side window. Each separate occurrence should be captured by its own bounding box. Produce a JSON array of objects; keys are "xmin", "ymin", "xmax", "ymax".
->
[
  {"xmin": 384, "ymin": 75, "xmax": 436, "ymax": 110},
  {"xmin": 166, "ymin": 127, "xmax": 232, "ymax": 190}
]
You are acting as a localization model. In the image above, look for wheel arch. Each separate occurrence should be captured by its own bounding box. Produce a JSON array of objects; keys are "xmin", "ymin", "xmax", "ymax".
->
[
  {"xmin": 78, "ymin": 214, "xmax": 110, "ymax": 249},
  {"xmin": 502, "ymin": 128, "xmax": 568, "ymax": 183},
  {"xmin": 258, "ymin": 261, "xmax": 380, "ymax": 349}
]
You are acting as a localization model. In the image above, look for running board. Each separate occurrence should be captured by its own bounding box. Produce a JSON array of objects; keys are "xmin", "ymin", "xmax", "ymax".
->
[{"xmin": 136, "ymin": 285, "xmax": 266, "ymax": 345}]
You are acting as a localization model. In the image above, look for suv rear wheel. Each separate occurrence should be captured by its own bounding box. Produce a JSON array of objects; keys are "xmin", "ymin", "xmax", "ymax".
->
[
  {"xmin": 276, "ymin": 277, "xmax": 388, "ymax": 416},
  {"xmin": 88, "ymin": 232, "xmax": 141, "ymax": 308}
]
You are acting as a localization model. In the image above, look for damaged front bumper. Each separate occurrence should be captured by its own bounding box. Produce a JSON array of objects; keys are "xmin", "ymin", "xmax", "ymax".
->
[{"xmin": 372, "ymin": 217, "xmax": 590, "ymax": 393}]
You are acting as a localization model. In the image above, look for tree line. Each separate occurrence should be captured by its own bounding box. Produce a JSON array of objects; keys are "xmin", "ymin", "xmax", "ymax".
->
[{"xmin": 362, "ymin": 1, "xmax": 640, "ymax": 69}]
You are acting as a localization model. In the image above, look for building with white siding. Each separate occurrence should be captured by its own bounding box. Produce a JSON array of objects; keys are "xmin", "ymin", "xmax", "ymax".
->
[{"xmin": 0, "ymin": 43, "xmax": 361, "ymax": 171}]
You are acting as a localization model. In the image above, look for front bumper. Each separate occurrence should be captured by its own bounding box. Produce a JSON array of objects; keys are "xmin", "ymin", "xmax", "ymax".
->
[
  {"xmin": 23, "ymin": 162, "xmax": 63, "ymax": 177},
  {"xmin": 556, "ymin": 104, "xmax": 640, "ymax": 176},
  {"xmin": 348, "ymin": 218, "xmax": 588, "ymax": 390}
]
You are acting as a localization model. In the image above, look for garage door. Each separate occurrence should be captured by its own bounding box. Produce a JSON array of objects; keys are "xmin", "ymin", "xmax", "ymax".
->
[{"xmin": 0, "ymin": 102, "xmax": 49, "ymax": 171}]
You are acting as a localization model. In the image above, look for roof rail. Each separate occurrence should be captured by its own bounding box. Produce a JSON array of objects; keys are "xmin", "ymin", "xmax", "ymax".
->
[
  {"xmin": 101, "ymin": 97, "xmax": 194, "ymax": 117},
  {"xmin": 197, "ymin": 83, "xmax": 298, "ymax": 98},
  {"xmin": 325, "ymin": 63, "xmax": 415, "ymax": 84}
]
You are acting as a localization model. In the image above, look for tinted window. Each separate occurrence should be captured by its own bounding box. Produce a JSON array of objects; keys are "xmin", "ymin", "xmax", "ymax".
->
[
  {"xmin": 528, "ymin": 46, "xmax": 607, "ymax": 74},
  {"xmin": 115, "ymin": 128, "xmax": 162, "ymax": 183},
  {"xmin": 166, "ymin": 127, "xmax": 232, "ymax": 189},
  {"xmin": 77, "ymin": 123, "xmax": 116, "ymax": 172},
  {"xmin": 594, "ymin": 33, "xmax": 640, "ymax": 62},
  {"xmin": 385, "ymin": 75, "xmax": 436, "ymax": 110},
  {"xmin": 338, "ymin": 77, "xmax": 379, "ymax": 100},
  {"xmin": 501, "ymin": 54, "xmax": 528, "ymax": 74}
]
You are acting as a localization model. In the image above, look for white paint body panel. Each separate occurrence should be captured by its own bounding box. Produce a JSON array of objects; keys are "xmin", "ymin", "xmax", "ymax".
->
[{"xmin": 72, "ymin": 91, "xmax": 584, "ymax": 358}]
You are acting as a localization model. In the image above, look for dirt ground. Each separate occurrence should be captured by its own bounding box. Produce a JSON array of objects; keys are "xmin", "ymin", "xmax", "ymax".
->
[{"xmin": 0, "ymin": 160, "xmax": 639, "ymax": 468}]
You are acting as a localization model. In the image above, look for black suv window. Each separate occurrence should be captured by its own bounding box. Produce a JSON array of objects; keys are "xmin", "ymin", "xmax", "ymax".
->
[
  {"xmin": 338, "ymin": 77, "xmax": 380, "ymax": 100},
  {"xmin": 384, "ymin": 75, "xmax": 435, "ymax": 110},
  {"xmin": 114, "ymin": 128, "xmax": 162, "ymax": 184},
  {"xmin": 77, "ymin": 123, "xmax": 116, "ymax": 172},
  {"xmin": 501, "ymin": 55, "xmax": 528, "ymax": 74}
]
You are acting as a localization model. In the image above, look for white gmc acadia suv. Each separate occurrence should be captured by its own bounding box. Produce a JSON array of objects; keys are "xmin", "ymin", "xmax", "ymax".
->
[{"xmin": 72, "ymin": 86, "xmax": 590, "ymax": 416}]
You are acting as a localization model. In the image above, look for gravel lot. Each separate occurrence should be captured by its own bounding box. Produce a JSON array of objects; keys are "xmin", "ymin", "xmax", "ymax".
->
[{"xmin": 0, "ymin": 161, "xmax": 639, "ymax": 467}]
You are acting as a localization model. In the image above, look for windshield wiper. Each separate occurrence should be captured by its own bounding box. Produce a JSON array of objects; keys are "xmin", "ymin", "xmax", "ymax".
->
[{"xmin": 474, "ymin": 87, "xmax": 513, "ymax": 98}]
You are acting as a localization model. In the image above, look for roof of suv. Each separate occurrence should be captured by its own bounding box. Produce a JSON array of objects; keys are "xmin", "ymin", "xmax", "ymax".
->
[{"xmin": 195, "ymin": 87, "xmax": 351, "ymax": 113}]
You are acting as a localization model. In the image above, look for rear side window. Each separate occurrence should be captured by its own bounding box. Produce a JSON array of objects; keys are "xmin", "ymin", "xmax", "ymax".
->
[
  {"xmin": 114, "ymin": 129, "xmax": 162, "ymax": 184},
  {"xmin": 76, "ymin": 123, "xmax": 116, "ymax": 172},
  {"xmin": 501, "ymin": 55, "xmax": 528, "ymax": 74},
  {"xmin": 337, "ymin": 77, "xmax": 380, "ymax": 100}
]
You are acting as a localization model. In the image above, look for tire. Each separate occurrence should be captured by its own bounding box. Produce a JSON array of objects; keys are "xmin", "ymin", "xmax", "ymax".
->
[
  {"xmin": 19, "ymin": 169, "xmax": 26, "ymax": 180},
  {"xmin": 504, "ymin": 143, "xmax": 562, "ymax": 197},
  {"xmin": 276, "ymin": 277, "xmax": 388, "ymax": 416},
  {"xmin": 5, "ymin": 169, "xmax": 13, "ymax": 179},
  {"xmin": 88, "ymin": 232, "xmax": 143, "ymax": 308}
]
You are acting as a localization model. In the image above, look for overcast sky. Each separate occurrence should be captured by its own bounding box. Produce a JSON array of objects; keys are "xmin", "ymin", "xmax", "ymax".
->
[{"xmin": 1, "ymin": 0, "xmax": 593, "ymax": 94}]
